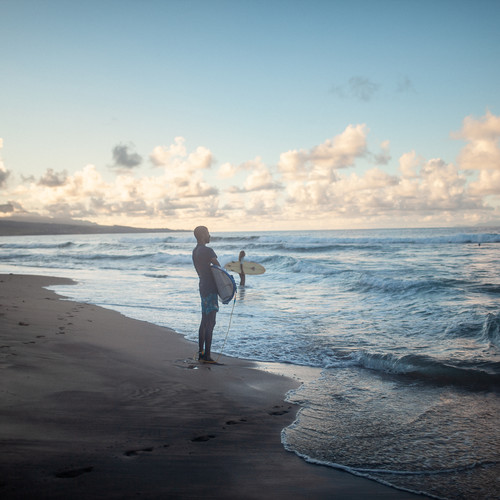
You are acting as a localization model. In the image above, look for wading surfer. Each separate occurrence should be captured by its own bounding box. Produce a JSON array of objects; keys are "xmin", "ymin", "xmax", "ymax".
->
[
  {"xmin": 238, "ymin": 250, "xmax": 246, "ymax": 286},
  {"xmin": 192, "ymin": 226, "xmax": 220, "ymax": 363}
]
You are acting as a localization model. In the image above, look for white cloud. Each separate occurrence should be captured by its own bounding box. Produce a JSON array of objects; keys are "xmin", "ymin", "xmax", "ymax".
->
[
  {"xmin": 283, "ymin": 153, "xmax": 482, "ymax": 223},
  {"xmin": 149, "ymin": 137, "xmax": 187, "ymax": 166},
  {"xmin": 187, "ymin": 146, "xmax": 213, "ymax": 170},
  {"xmin": 454, "ymin": 111, "xmax": 500, "ymax": 171},
  {"xmin": 222, "ymin": 157, "xmax": 281, "ymax": 193},
  {"xmin": 2, "ymin": 113, "xmax": 500, "ymax": 230},
  {"xmin": 217, "ymin": 162, "xmax": 237, "ymax": 179},
  {"xmin": 469, "ymin": 170, "xmax": 500, "ymax": 196},
  {"xmin": 5, "ymin": 135, "xmax": 220, "ymax": 223},
  {"xmin": 399, "ymin": 151, "xmax": 421, "ymax": 179},
  {"xmin": 243, "ymin": 165, "xmax": 280, "ymax": 192},
  {"xmin": 278, "ymin": 124, "xmax": 368, "ymax": 181}
]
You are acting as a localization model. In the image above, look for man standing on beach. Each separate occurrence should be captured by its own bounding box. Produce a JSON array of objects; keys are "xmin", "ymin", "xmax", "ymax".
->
[{"xmin": 192, "ymin": 226, "xmax": 220, "ymax": 363}]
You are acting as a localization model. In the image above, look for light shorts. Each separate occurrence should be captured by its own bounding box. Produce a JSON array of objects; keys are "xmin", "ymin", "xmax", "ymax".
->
[{"xmin": 201, "ymin": 293, "xmax": 219, "ymax": 315}]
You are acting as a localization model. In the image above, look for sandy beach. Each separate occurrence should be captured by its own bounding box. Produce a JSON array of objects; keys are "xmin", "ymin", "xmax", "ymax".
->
[{"xmin": 0, "ymin": 274, "xmax": 426, "ymax": 499}]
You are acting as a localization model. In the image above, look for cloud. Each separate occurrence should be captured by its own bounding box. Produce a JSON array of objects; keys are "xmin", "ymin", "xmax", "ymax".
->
[
  {"xmin": 221, "ymin": 157, "xmax": 282, "ymax": 193},
  {"xmin": 111, "ymin": 143, "xmax": 143, "ymax": 169},
  {"xmin": 187, "ymin": 146, "xmax": 213, "ymax": 170},
  {"xmin": 178, "ymin": 181, "xmax": 218, "ymax": 198},
  {"xmin": 38, "ymin": 168, "xmax": 68, "ymax": 187},
  {"xmin": 150, "ymin": 137, "xmax": 214, "ymax": 172},
  {"xmin": 0, "ymin": 137, "xmax": 221, "ymax": 224},
  {"xmin": 283, "ymin": 155, "xmax": 480, "ymax": 223},
  {"xmin": 217, "ymin": 162, "xmax": 237, "ymax": 179},
  {"xmin": 150, "ymin": 137, "xmax": 187, "ymax": 166},
  {"xmin": 469, "ymin": 169, "xmax": 500, "ymax": 197},
  {"xmin": 278, "ymin": 124, "xmax": 368, "ymax": 181},
  {"xmin": 399, "ymin": 151, "xmax": 421, "ymax": 179},
  {"xmin": 349, "ymin": 76, "xmax": 380, "ymax": 101},
  {"xmin": 454, "ymin": 111, "xmax": 500, "ymax": 171},
  {"xmin": 331, "ymin": 76, "xmax": 380, "ymax": 102},
  {"xmin": 396, "ymin": 76, "xmax": 416, "ymax": 94},
  {"xmin": 0, "ymin": 202, "xmax": 14, "ymax": 213},
  {"xmin": 2, "ymin": 113, "xmax": 500, "ymax": 229},
  {"xmin": 0, "ymin": 139, "xmax": 10, "ymax": 188},
  {"xmin": 0, "ymin": 166, "xmax": 10, "ymax": 188},
  {"xmin": 243, "ymin": 165, "xmax": 281, "ymax": 192},
  {"xmin": 373, "ymin": 140, "xmax": 391, "ymax": 165}
]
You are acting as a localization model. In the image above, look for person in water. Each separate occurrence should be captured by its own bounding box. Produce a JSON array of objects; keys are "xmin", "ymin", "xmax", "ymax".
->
[
  {"xmin": 192, "ymin": 226, "xmax": 220, "ymax": 362},
  {"xmin": 238, "ymin": 250, "xmax": 246, "ymax": 286}
]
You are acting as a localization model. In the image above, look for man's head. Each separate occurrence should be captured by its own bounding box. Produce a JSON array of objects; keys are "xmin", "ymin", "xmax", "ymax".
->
[{"xmin": 194, "ymin": 226, "xmax": 210, "ymax": 244}]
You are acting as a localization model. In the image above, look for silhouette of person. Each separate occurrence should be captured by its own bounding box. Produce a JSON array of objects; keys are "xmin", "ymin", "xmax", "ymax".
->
[
  {"xmin": 238, "ymin": 250, "xmax": 246, "ymax": 286},
  {"xmin": 192, "ymin": 226, "xmax": 220, "ymax": 362}
]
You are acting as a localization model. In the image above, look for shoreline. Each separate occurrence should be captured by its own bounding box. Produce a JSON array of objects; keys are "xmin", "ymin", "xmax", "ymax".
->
[{"xmin": 0, "ymin": 274, "xmax": 425, "ymax": 499}]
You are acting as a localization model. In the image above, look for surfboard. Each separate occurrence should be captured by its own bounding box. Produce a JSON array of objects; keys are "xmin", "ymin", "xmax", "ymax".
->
[
  {"xmin": 224, "ymin": 261, "xmax": 266, "ymax": 275},
  {"xmin": 211, "ymin": 265, "xmax": 237, "ymax": 304}
]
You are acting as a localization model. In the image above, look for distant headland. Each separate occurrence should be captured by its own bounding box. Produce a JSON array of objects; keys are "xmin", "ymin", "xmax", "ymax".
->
[{"xmin": 0, "ymin": 218, "xmax": 183, "ymax": 236}]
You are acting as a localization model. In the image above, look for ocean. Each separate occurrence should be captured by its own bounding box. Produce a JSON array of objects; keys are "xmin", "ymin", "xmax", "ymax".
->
[{"xmin": 1, "ymin": 227, "xmax": 499, "ymax": 499}]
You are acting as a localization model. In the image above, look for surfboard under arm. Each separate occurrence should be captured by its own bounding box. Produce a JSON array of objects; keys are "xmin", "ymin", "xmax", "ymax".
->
[{"xmin": 211, "ymin": 265, "xmax": 237, "ymax": 304}]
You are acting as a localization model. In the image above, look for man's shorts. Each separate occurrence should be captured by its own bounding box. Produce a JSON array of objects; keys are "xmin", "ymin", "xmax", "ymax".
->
[{"xmin": 201, "ymin": 293, "xmax": 219, "ymax": 315}]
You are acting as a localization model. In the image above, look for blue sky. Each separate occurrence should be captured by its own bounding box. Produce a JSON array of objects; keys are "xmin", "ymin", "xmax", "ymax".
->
[{"xmin": 1, "ymin": 0, "xmax": 499, "ymax": 230}]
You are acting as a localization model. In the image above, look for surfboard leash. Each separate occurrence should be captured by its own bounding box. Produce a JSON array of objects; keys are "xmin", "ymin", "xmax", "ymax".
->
[{"xmin": 214, "ymin": 292, "xmax": 237, "ymax": 363}]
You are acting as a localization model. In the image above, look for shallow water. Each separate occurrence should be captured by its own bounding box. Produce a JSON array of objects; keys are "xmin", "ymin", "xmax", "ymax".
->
[{"xmin": 1, "ymin": 227, "xmax": 498, "ymax": 499}]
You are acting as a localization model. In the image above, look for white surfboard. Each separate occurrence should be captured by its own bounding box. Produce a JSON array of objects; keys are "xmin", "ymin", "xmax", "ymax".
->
[
  {"xmin": 224, "ymin": 261, "xmax": 266, "ymax": 275},
  {"xmin": 211, "ymin": 265, "xmax": 237, "ymax": 304}
]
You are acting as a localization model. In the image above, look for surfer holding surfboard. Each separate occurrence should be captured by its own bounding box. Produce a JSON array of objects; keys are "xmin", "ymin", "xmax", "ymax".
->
[
  {"xmin": 192, "ymin": 226, "xmax": 220, "ymax": 363},
  {"xmin": 224, "ymin": 256, "xmax": 266, "ymax": 280},
  {"xmin": 238, "ymin": 250, "xmax": 246, "ymax": 286}
]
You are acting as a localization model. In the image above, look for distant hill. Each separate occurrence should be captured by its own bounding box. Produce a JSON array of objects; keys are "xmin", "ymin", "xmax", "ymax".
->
[{"xmin": 0, "ymin": 219, "xmax": 181, "ymax": 236}]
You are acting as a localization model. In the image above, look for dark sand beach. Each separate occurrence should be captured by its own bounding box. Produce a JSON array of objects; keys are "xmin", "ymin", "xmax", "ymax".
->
[{"xmin": 0, "ymin": 274, "xmax": 426, "ymax": 499}]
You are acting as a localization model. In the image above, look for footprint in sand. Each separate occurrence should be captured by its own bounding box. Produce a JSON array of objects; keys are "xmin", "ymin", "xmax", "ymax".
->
[
  {"xmin": 225, "ymin": 418, "xmax": 247, "ymax": 425},
  {"xmin": 122, "ymin": 444, "xmax": 169, "ymax": 457},
  {"xmin": 124, "ymin": 447, "xmax": 154, "ymax": 457},
  {"xmin": 268, "ymin": 406, "xmax": 291, "ymax": 416},
  {"xmin": 191, "ymin": 434, "xmax": 216, "ymax": 442},
  {"xmin": 55, "ymin": 466, "xmax": 93, "ymax": 478}
]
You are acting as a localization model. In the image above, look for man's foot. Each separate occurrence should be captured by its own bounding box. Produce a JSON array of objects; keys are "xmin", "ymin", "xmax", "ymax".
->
[
  {"xmin": 201, "ymin": 357, "xmax": 223, "ymax": 365},
  {"xmin": 198, "ymin": 351, "xmax": 205, "ymax": 360}
]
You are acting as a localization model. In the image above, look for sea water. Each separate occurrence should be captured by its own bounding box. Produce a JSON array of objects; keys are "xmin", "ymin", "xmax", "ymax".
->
[{"xmin": 1, "ymin": 227, "xmax": 499, "ymax": 499}]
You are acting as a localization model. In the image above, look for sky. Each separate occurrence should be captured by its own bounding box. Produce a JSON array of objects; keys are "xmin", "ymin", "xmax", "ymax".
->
[{"xmin": 1, "ymin": 0, "xmax": 500, "ymax": 231}]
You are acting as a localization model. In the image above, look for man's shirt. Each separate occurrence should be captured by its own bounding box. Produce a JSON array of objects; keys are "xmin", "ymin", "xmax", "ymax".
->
[{"xmin": 192, "ymin": 244, "xmax": 218, "ymax": 296}]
